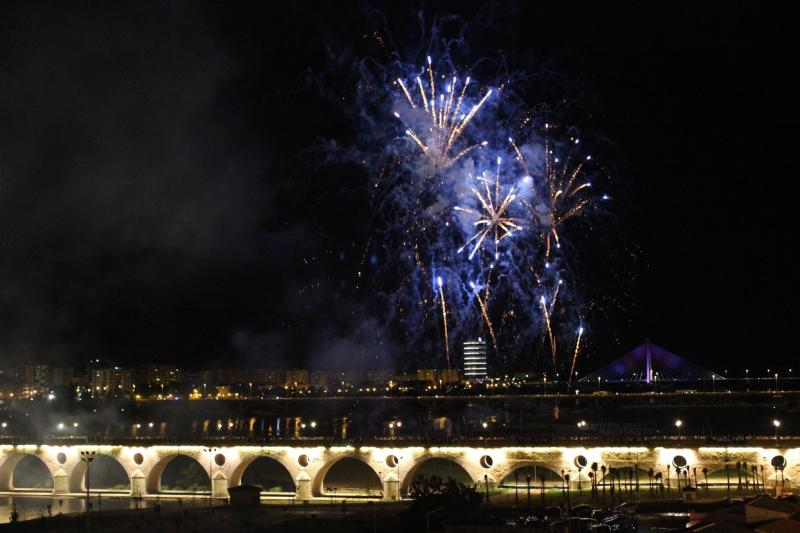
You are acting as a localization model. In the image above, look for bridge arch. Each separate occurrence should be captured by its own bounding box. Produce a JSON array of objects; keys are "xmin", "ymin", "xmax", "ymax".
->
[
  {"xmin": 68, "ymin": 454, "xmax": 131, "ymax": 493},
  {"xmin": 312, "ymin": 455, "xmax": 382, "ymax": 497},
  {"xmin": 230, "ymin": 455, "xmax": 295, "ymax": 494},
  {"xmin": 401, "ymin": 456, "xmax": 475, "ymax": 494},
  {"xmin": 3, "ymin": 454, "xmax": 54, "ymax": 491},
  {"xmin": 147, "ymin": 453, "xmax": 208, "ymax": 494},
  {"xmin": 499, "ymin": 464, "xmax": 564, "ymax": 490}
]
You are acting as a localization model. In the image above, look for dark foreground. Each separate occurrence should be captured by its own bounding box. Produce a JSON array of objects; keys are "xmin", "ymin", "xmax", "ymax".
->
[{"xmin": 0, "ymin": 497, "xmax": 749, "ymax": 533}]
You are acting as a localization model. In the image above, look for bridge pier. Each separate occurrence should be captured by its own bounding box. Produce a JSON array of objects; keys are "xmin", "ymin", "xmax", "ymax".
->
[
  {"xmin": 131, "ymin": 469, "xmax": 146, "ymax": 497},
  {"xmin": 212, "ymin": 470, "xmax": 228, "ymax": 498},
  {"xmin": 296, "ymin": 471, "xmax": 312, "ymax": 500},
  {"xmin": 53, "ymin": 468, "xmax": 69, "ymax": 495},
  {"xmin": 382, "ymin": 472, "xmax": 399, "ymax": 501}
]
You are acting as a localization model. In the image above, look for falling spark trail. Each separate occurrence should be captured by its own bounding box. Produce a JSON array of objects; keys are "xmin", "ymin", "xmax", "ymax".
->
[
  {"xmin": 567, "ymin": 326, "xmax": 584, "ymax": 391},
  {"xmin": 475, "ymin": 289, "xmax": 498, "ymax": 354},
  {"xmin": 438, "ymin": 278, "xmax": 451, "ymax": 370},
  {"xmin": 397, "ymin": 79, "xmax": 414, "ymax": 108},
  {"xmin": 540, "ymin": 296, "xmax": 557, "ymax": 369}
]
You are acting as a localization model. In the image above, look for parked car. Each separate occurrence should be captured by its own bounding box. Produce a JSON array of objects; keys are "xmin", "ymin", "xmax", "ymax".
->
[{"xmin": 572, "ymin": 504, "xmax": 594, "ymax": 518}]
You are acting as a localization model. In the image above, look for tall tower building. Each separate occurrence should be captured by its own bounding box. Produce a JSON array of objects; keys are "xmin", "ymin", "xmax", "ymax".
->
[{"xmin": 463, "ymin": 338, "xmax": 488, "ymax": 382}]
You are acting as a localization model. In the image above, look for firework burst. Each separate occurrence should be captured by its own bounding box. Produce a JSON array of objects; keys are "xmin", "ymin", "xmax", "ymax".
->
[
  {"xmin": 510, "ymin": 135, "xmax": 594, "ymax": 260},
  {"xmin": 454, "ymin": 157, "xmax": 522, "ymax": 260},
  {"xmin": 393, "ymin": 56, "xmax": 492, "ymax": 168}
]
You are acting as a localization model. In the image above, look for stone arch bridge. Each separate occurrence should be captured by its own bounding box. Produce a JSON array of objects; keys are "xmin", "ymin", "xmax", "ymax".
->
[{"xmin": 1, "ymin": 443, "xmax": 796, "ymax": 501}]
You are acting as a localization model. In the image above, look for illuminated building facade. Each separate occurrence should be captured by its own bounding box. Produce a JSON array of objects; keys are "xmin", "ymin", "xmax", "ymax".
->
[{"xmin": 463, "ymin": 338, "xmax": 488, "ymax": 382}]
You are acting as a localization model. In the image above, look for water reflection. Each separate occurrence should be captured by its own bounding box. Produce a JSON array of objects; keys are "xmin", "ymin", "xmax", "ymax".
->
[{"xmin": 0, "ymin": 495, "xmax": 209, "ymax": 524}]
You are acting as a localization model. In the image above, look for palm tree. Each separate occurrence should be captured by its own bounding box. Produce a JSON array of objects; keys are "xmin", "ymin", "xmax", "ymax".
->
[
  {"xmin": 725, "ymin": 463, "xmax": 731, "ymax": 494},
  {"xmin": 601, "ymin": 465, "xmax": 607, "ymax": 500},
  {"xmin": 591, "ymin": 462, "xmax": 598, "ymax": 497},
  {"xmin": 702, "ymin": 467, "xmax": 709, "ymax": 496},
  {"xmin": 540, "ymin": 473, "xmax": 546, "ymax": 507},
  {"xmin": 654, "ymin": 471, "xmax": 663, "ymax": 496},
  {"xmin": 666, "ymin": 464, "xmax": 671, "ymax": 492},
  {"xmin": 736, "ymin": 461, "xmax": 742, "ymax": 490},
  {"xmin": 609, "ymin": 467, "xmax": 616, "ymax": 497},
  {"xmin": 648, "ymin": 467, "xmax": 654, "ymax": 495},
  {"xmin": 743, "ymin": 462, "xmax": 749, "ymax": 490},
  {"xmin": 751, "ymin": 465, "xmax": 759, "ymax": 490}
]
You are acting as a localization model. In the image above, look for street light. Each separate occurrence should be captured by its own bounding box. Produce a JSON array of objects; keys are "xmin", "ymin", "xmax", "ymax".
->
[
  {"xmin": 203, "ymin": 447, "xmax": 217, "ymax": 507},
  {"xmin": 675, "ymin": 419, "xmax": 683, "ymax": 441},
  {"xmin": 773, "ymin": 420, "xmax": 781, "ymax": 445},
  {"xmin": 80, "ymin": 450, "xmax": 96, "ymax": 529}
]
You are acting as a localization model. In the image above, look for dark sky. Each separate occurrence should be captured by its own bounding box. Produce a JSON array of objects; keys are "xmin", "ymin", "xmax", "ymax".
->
[{"xmin": 0, "ymin": 1, "xmax": 796, "ymax": 372}]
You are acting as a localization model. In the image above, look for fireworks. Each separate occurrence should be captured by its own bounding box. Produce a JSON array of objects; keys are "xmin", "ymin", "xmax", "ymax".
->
[
  {"xmin": 567, "ymin": 325, "xmax": 584, "ymax": 390},
  {"xmin": 437, "ymin": 276, "xmax": 451, "ymax": 369},
  {"xmin": 393, "ymin": 56, "xmax": 493, "ymax": 168},
  {"xmin": 510, "ymin": 136, "xmax": 593, "ymax": 260},
  {"xmin": 454, "ymin": 158, "xmax": 522, "ymax": 260},
  {"xmin": 355, "ymin": 53, "xmax": 609, "ymax": 377}
]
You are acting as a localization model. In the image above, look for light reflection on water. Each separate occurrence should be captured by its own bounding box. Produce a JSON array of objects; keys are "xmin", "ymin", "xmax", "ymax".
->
[{"xmin": 0, "ymin": 494, "xmax": 209, "ymax": 524}]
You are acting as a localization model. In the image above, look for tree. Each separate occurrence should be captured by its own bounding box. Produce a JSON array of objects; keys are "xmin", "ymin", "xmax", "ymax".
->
[
  {"xmin": 405, "ymin": 475, "xmax": 484, "ymax": 529},
  {"xmin": 600, "ymin": 465, "xmax": 607, "ymax": 500},
  {"xmin": 736, "ymin": 461, "xmax": 742, "ymax": 490},
  {"xmin": 743, "ymin": 462, "xmax": 749, "ymax": 490}
]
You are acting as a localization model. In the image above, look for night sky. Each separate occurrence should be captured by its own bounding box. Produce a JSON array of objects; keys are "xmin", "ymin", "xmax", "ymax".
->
[{"xmin": 0, "ymin": 2, "xmax": 796, "ymax": 373}]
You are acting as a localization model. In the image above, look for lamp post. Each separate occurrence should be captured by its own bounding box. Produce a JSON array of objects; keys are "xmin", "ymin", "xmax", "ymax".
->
[
  {"xmin": 525, "ymin": 474, "xmax": 531, "ymax": 510},
  {"xmin": 397, "ymin": 456, "xmax": 402, "ymax": 500},
  {"xmin": 675, "ymin": 419, "xmax": 683, "ymax": 441},
  {"xmin": 203, "ymin": 447, "xmax": 217, "ymax": 507},
  {"xmin": 773, "ymin": 419, "xmax": 781, "ymax": 445},
  {"xmin": 80, "ymin": 450, "xmax": 96, "ymax": 532}
]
